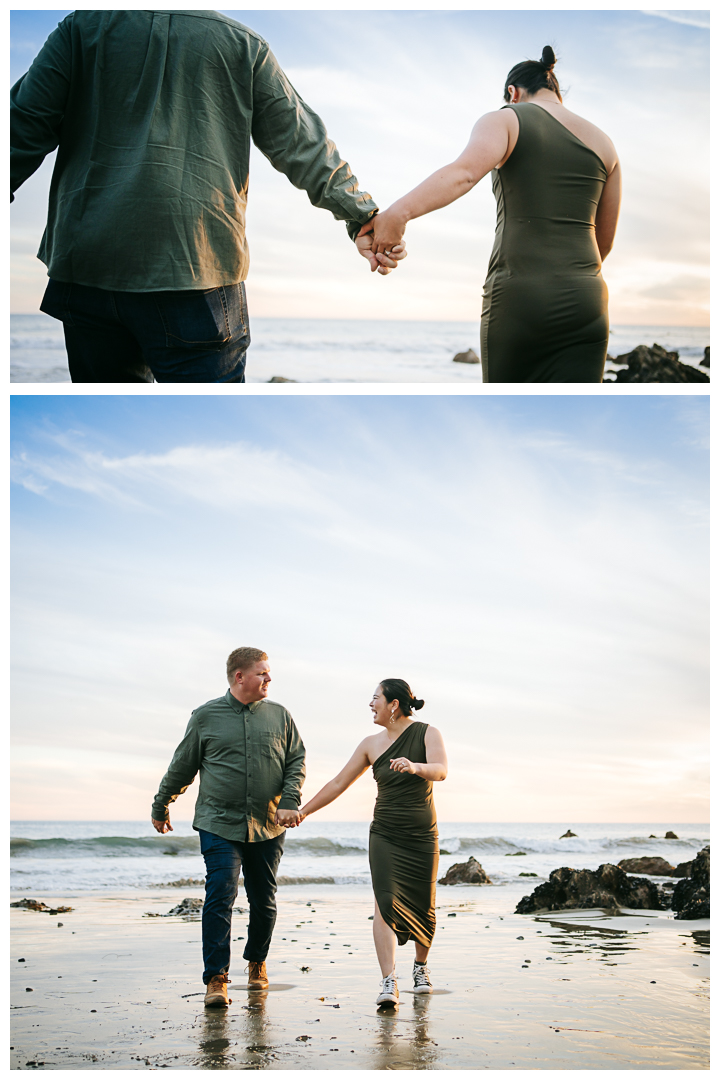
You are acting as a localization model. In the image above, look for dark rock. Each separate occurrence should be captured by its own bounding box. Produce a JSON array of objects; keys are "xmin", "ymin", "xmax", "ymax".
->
[
  {"xmin": 439, "ymin": 856, "xmax": 491, "ymax": 885},
  {"xmin": 672, "ymin": 860, "xmax": 693, "ymax": 878},
  {"xmin": 268, "ymin": 376, "xmax": 298, "ymax": 383},
  {"xmin": 167, "ymin": 897, "xmax": 204, "ymax": 916},
  {"xmin": 699, "ymin": 346, "xmax": 709, "ymax": 368},
  {"xmin": 665, "ymin": 831, "xmax": 679, "ymax": 840},
  {"xmin": 10, "ymin": 898, "xmax": 73, "ymax": 914},
  {"xmin": 617, "ymin": 857, "xmax": 675, "ymax": 876},
  {"xmin": 671, "ymin": 847, "xmax": 709, "ymax": 920},
  {"xmin": 603, "ymin": 343, "xmax": 709, "ymax": 382},
  {"xmin": 452, "ymin": 348, "xmax": 480, "ymax": 364},
  {"xmin": 505, "ymin": 852, "xmax": 527, "ymax": 856},
  {"xmin": 649, "ymin": 834, "xmax": 657, "ymax": 838},
  {"xmin": 559, "ymin": 830, "xmax": 577, "ymax": 838},
  {"xmin": 515, "ymin": 863, "xmax": 663, "ymax": 914},
  {"xmin": 519, "ymin": 872, "xmax": 538, "ymax": 877}
]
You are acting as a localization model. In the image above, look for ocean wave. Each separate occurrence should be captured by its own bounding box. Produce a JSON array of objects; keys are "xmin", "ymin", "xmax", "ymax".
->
[
  {"xmin": 443, "ymin": 835, "xmax": 708, "ymax": 856},
  {"xmin": 283, "ymin": 836, "xmax": 367, "ymax": 856},
  {"xmin": 10, "ymin": 831, "xmax": 708, "ymax": 862},
  {"xmin": 10, "ymin": 835, "xmax": 201, "ymax": 858}
]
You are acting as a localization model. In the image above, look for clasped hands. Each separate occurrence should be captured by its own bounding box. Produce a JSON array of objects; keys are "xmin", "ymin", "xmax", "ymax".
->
[{"xmin": 355, "ymin": 208, "xmax": 407, "ymax": 275}]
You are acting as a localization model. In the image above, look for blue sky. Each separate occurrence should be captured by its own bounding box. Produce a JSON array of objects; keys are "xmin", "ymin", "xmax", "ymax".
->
[
  {"xmin": 11, "ymin": 394, "xmax": 709, "ymax": 823},
  {"xmin": 10, "ymin": 8, "xmax": 709, "ymax": 324}
]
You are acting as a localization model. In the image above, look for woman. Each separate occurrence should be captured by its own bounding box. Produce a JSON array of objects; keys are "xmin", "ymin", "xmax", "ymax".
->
[
  {"xmin": 299, "ymin": 679, "xmax": 448, "ymax": 1006},
  {"xmin": 363, "ymin": 47, "xmax": 621, "ymax": 383}
]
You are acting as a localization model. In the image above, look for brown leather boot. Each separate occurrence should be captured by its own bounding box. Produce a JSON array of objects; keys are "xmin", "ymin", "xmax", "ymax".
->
[
  {"xmin": 204, "ymin": 973, "xmax": 231, "ymax": 1008},
  {"xmin": 247, "ymin": 961, "xmax": 269, "ymax": 989}
]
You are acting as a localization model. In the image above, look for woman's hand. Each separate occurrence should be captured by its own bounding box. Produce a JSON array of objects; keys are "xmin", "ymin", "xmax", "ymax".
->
[
  {"xmin": 360, "ymin": 210, "xmax": 407, "ymax": 256},
  {"xmin": 389, "ymin": 757, "xmax": 417, "ymax": 774}
]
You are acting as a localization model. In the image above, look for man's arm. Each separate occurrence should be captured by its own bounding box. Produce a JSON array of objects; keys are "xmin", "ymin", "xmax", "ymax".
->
[
  {"xmin": 150, "ymin": 712, "xmax": 203, "ymax": 826},
  {"xmin": 250, "ymin": 43, "xmax": 377, "ymax": 242},
  {"xmin": 274, "ymin": 714, "xmax": 306, "ymax": 825},
  {"xmin": 10, "ymin": 17, "xmax": 72, "ymax": 200}
]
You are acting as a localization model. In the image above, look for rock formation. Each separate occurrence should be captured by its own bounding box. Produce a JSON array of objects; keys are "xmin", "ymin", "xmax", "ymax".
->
[
  {"xmin": 515, "ymin": 863, "xmax": 662, "ymax": 914},
  {"xmin": 604, "ymin": 344, "xmax": 709, "ymax": 383},
  {"xmin": 617, "ymin": 857, "xmax": 675, "ymax": 876},
  {"xmin": 439, "ymin": 856, "xmax": 491, "ymax": 884},
  {"xmin": 167, "ymin": 897, "xmax": 204, "ymax": 916},
  {"xmin": 699, "ymin": 346, "xmax": 709, "ymax": 368},
  {"xmin": 452, "ymin": 349, "xmax": 480, "ymax": 364},
  {"xmin": 672, "ymin": 861, "xmax": 693, "ymax": 878},
  {"xmin": 268, "ymin": 376, "xmax": 298, "ymax": 382},
  {"xmin": 559, "ymin": 829, "xmax": 577, "ymax": 838},
  {"xmin": 10, "ymin": 898, "xmax": 74, "ymax": 914},
  {"xmin": 671, "ymin": 847, "xmax": 709, "ymax": 920},
  {"xmin": 665, "ymin": 831, "xmax": 679, "ymax": 840}
]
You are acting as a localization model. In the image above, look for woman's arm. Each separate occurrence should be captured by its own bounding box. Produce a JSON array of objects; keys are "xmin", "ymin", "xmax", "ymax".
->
[
  {"xmin": 595, "ymin": 160, "xmax": 621, "ymax": 261},
  {"xmin": 299, "ymin": 738, "xmax": 373, "ymax": 818},
  {"xmin": 389, "ymin": 725, "xmax": 448, "ymax": 782},
  {"xmin": 366, "ymin": 111, "xmax": 513, "ymax": 254}
]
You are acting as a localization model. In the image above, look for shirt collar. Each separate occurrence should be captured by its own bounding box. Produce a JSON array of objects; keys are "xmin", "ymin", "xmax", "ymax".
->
[{"xmin": 225, "ymin": 689, "xmax": 261, "ymax": 713}]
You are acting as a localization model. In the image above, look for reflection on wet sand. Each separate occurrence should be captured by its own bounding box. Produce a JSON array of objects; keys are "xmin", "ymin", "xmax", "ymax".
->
[
  {"xmin": 195, "ymin": 990, "xmax": 272, "ymax": 1069},
  {"xmin": 373, "ymin": 994, "xmax": 440, "ymax": 1069},
  {"xmin": 542, "ymin": 920, "xmax": 640, "ymax": 964}
]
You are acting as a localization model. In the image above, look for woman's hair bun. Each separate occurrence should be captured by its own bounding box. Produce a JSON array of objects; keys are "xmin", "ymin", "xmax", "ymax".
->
[
  {"xmin": 412, "ymin": 697, "xmax": 425, "ymax": 711},
  {"xmin": 541, "ymin": 45, "xmax": 556, "ymax": 69}
]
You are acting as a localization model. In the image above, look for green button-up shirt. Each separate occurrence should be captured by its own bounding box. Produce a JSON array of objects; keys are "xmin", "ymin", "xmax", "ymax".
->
[
  {"xmin": 10, "ymin": 9, "xmax": 378, "ymax": 292},
  {"xmin": 151, "ymin": 691, "xmax": 306, "ymax": 843}
]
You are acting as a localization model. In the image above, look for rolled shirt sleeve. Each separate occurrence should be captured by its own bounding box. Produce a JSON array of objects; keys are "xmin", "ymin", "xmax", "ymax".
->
[{"xmin": 250, "ymin": 43, "xmax": 378, "ymax": 241}]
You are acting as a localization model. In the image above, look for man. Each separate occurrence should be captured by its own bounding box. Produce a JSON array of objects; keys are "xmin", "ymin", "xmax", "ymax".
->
[
  {"xmin": 10, "ymin": 10, "xmax": 404, "ymax": 382},
  {"xmin": 151, "ymin": 647, "xmax": 305, "ymax": 1007}
]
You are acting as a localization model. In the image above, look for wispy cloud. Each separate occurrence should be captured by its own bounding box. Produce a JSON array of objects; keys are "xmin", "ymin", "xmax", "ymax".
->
[
  {"xmin": 642, "ymin": 10, "xmax": 710, "ymax": 30},
  {"xmin": 11, "ymin": 398, "xmax": 709, "ymax": 821}
]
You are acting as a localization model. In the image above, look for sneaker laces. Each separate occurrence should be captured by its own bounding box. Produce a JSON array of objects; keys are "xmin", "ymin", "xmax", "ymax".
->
[
  {"xmin": 380, "ymin": 973, "xmax": 397, "ymax": 992},
  {"xmin": 413, "ymin": 964, "xmax": 431, "ymax": 985}
]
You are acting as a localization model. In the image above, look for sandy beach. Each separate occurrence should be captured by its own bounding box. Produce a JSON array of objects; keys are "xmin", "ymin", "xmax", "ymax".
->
[{"xmin": 10, "ymin": 882, "xmax": 709, "ymax": 1070}]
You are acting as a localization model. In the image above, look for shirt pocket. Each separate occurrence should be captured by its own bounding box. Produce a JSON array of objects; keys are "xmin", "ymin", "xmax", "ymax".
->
[{"xmin": 256, "ymin": 730, "xmax": 284, "ymax": 758}]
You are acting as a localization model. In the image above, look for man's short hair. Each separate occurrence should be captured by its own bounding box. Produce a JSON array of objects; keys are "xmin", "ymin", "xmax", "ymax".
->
[{"xmin": 226, "ymin": 647, "xmax": 268, "ymax": 684}]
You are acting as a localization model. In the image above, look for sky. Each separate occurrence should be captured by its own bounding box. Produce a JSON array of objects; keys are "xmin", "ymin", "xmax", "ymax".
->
[
  {"xmin": 10, "ymin": 6, "xmax": 710, "ymax": 325},
  {"xmin": 10, "ymin": 393, "xmax": 709, "ymax": 823}
]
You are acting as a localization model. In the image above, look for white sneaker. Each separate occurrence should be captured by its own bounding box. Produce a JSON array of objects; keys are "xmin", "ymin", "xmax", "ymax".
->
[
  {"xmin": 376, "ymin": 972, "xmax": 399, "ymax": 1005},
  {"xmin": 412, "ymin": 962, "xmax": 433, "ymax": 994}
]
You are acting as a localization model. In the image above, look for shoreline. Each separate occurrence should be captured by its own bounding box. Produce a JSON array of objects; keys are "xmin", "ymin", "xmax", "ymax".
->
[{"xmin": 11, "ymin": 884, "xmax": 709, "ymax": 1070}]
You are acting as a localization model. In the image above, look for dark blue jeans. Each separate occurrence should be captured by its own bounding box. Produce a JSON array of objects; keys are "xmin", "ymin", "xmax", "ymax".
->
[
  {"xmin": 199, "ymin": 829, "xmax": 285, "ymax": 984},
  {"xmin": 40, "ymin": 278, "xmax": 250, "ymax": 383}
]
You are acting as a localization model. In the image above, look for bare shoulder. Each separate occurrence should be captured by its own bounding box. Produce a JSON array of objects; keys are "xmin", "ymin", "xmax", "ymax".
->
[
  {"xmin": 560, "ymin": 105, "xmax": 618, "ymax": 171},
  {"xmin": 476, "ymin": 108, "xmax": 516, "ymax": 130},
  {"xmin": 423, "ymin": 724, "xmax": 444, "ymax": 739}
]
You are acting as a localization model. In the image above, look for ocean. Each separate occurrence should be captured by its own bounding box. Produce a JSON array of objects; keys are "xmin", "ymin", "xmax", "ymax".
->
[
  {"xmin": 10, "ymin": 820, "xmax": 709, "ymax": 895},
  {"xmin": 10, "ymin": 314, "xmax": 710, "ymax": 383}
]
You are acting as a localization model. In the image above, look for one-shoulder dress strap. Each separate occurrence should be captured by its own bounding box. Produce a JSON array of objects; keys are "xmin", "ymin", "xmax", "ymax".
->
[{"xmin": 373, "ymin": 722, "xmax": 428, "ymax": 773}]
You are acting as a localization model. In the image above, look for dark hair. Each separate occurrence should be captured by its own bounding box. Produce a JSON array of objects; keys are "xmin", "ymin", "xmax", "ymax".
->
[
  {"xmin": 503, "ymin": 45, "xmax": 561, "ymax": 103},
  {"xmin": 379, "ymin": 679, "xmax": 425, "ymax": 717}
]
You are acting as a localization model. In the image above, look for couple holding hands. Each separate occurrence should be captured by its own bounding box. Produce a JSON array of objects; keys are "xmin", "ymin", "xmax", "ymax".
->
[
  {"xmin": 12, "ymin": 8, "xmax": 618, "ymax": 383},
  {"xmin": 151, "ymin": 647, "xmax": 448, "ymax": 1008}
]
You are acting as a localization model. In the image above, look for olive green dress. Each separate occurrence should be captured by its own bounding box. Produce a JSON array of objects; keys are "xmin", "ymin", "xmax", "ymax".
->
[
  {"xmin": 369, "ymin": 722, "xmax": 439, "ymax": 948},
  {"xmin": 481, "ymin": 103, "xmax": 609, "ymax": 383}
]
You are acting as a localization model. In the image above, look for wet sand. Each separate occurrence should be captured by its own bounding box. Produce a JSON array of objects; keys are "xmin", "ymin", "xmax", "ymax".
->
[{"xmin": 10, "ymin": 884, "xmax": 709, "ymax": 1070}]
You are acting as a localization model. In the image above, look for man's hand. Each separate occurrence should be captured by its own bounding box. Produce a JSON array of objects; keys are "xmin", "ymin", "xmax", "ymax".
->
[
  {"xmin": 152, "ymin": 817, "xmax": 173, "ymax": 833},
  {"xmin": 355, "ymin": 224, "xmax": 407, "ymax": 275},
  {"xmin": 275, "ymin": 808, "xmax": 301, "ymax": 828}
]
